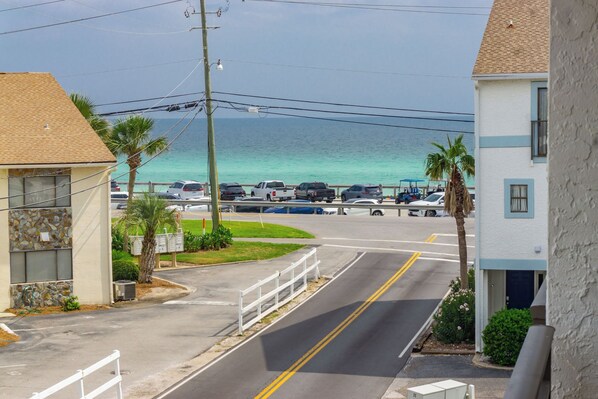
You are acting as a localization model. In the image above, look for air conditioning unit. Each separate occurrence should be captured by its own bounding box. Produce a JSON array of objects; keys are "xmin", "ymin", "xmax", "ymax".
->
[{"xmin": 114, "ymin": 280, "xmax": 136, "ymax": 301}]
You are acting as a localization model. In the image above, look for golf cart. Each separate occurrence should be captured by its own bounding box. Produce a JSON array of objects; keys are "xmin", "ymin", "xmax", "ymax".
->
[
  {"xmin": 395, "ymin": 178, "xmax": 426, "ymax": 204},
  {"xmin": 426, "ymin": 179, "xmax": 447, "ymax": 197}
]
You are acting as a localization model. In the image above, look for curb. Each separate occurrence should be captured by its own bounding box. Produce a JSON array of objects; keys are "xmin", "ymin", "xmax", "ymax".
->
[
  {"xmin": 0, "ymin": 322, "xmax": 17, "ymax": 337},
  {"xmin": 472, "ymin": 353, "xmax": 514, "ymax": 371}
]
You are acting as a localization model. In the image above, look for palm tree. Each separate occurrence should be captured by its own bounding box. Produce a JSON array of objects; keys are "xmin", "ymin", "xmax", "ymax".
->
[
  {"xmin": 425, "ymin": 134, "xmax": 475, "ymax": 289},
  {"xmin": 70, "ymin": 93, "xmax": 111, "ymax": 141},
  {"xmin": 122, "ymin": 194, "xmax": 176, "ymax": 283},
  {"xmin": 107, "ymin": 115, "xmax": 168, "ymax": 207}
]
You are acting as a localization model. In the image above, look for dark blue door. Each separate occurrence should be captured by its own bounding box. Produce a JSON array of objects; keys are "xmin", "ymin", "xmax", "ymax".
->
[{"xmin": 506, "ymin": 270, "xmax": 535, "ymax": 309}]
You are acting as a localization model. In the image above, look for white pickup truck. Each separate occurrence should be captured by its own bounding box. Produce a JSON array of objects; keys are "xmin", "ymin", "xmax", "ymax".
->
[{"xmin": 251, "ymin": 180, "xmax": 295, "ymax": 201}]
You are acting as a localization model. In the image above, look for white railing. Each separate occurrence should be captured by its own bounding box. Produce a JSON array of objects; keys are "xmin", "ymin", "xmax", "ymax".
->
[
  {"xmin": 30, "ymin": 350, "xmax": 123, "ymax": 399},
  {"xmin": 238, "ymin": 248, "xmax": 320, "ymax": 334}
]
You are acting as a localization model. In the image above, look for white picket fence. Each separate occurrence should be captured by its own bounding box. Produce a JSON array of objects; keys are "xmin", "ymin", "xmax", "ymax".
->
[
  {"xmin": 238, "ymin": 248, "xmax": 320, "ymax": 334},
  {"xmin": 30, "ymin": 350, "xmax": 123, "ymax": 399}
]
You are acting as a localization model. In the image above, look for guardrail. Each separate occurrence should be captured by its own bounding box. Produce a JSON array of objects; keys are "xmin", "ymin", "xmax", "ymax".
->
[
  {"xmin": 111, "ymin": 198, "xmax": 446, "ymax": 217},
  {"xmin": 30, "ymin": 350, "xmax": 123, "ymax": 399},
  {"xmin": 238, "ymin": 248, "xmax": 320, "ymax": 334}
]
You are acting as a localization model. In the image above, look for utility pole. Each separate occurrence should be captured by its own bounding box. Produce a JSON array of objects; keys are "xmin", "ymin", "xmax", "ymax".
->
[{"xmin": 199, "ymin": 0, "xmax": 220, "ymax": 231}]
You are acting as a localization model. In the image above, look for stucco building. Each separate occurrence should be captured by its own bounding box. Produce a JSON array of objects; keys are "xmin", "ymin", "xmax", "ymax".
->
[
  {"xmin": 0, "ymin": 73, "xmax": 116, "ymax": 309},
  {"xmin": 472, "ymin": 0, "xmax": 549, "ymax": 350}
]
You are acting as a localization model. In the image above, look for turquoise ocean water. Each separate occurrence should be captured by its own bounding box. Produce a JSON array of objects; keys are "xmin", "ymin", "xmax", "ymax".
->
[{"xmin": 113, "ymin": 116, "xmax": 474, "ymax": 189}]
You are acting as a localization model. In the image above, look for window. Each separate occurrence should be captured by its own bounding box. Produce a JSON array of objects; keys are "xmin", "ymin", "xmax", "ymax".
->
[
  {"xmin": 9, "ymin": 175, "xmax": 70, "ymax": 209},
  {"xmin": 504, "ymin": 179, "xmax": 535, "ymax": 219},
  {"xmin": 510, "ymin": 185, "xmax": 528, "ymax": 212},
  {"xmin": 10, "ymin": 249, "xmax": 72, "ymax": 284},
  {"xmin": 531, "ymin": 82, "xmax": 548, "ymax": 159}
]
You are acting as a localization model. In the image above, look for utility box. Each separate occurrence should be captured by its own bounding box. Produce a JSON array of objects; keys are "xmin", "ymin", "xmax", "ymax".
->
[
  {"xmin": 407, "ymin": 384, "xmax": 445, "ymax": 399},
  {"xmin": 114, "ymin": 280, "xmax": 136, "ymax": 301},
  {"xmin": 432, "ymin": 380, "xmax": 468, "ymax": 399}
]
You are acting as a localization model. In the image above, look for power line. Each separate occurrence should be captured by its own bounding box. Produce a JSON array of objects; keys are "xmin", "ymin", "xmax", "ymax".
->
[
  {"xmin": 96, "ymin": 92, "xmax": 203, "ymax": 107},
  {"xmin": 0, "ymin": 0, "xmax": 183, "ymax": 36},
  {"xmin": 97, "ymin": 100, "xmax": 202, "ymax": 117},
  {"xmin": 219, "ymin": 105, "xmax": 474, "ymax": 134},
  {"xmin": 214, "ymin": 98, "xmax": 473, "ymax": 123},
  {"xmin": 245, "ymin": 0, "xmax": 489, "ymax": 15},
  {"xmin": 213, "ymin": 91, "xmax": 474, "ymax": 116},
  {"xmin": 0, "ymin": 0, "xmax": 65, "ymax": 13}
]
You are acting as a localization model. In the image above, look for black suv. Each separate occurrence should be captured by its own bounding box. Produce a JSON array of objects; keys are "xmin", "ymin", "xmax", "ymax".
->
[{"xmin": 219, "ymin": 182, "xmax": 246, "ymax": 200}]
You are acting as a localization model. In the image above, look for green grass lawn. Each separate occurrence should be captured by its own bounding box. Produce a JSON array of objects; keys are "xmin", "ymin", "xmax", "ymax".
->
[
  {"xmin": 160, "ymin": 242, "xmax": 305, "ymax": 265},
  {"xmin": 114, "ymin": 218, "xmax": 314, "ymax": 239},
  {"xmin": 180, "ymin": 220, "xmax": 314, "ymax": 239}
]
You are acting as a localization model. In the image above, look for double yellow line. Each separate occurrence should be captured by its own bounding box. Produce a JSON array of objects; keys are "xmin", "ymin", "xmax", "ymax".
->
[
  {"xmin": 254, "ymin": 251, "xmax": 422, "ymax": 399},
  {"xmin": 424, "ymin": 234, "xmax": 437, "ymax": 243}
]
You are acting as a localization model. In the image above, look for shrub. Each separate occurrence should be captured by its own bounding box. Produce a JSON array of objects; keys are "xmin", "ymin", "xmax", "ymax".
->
[
  {"xmin": 111, "ymin": 226, "xmax": 124, "ymax": 251},
  {"xmin": 449, "ymin": 268, "xmax": 475, "ymax": 293},
  {"xmin": 112, "ymin": 249, "xmax": 133, "ymax": 262},
  {"xmin": 482, "ymin": 308, "xmax": 532, "ymax": 366},
  {"xmin": 433, "ymin": 289, "xmax": 475, "ymax": 344},
  {"xmin": 184, "ymin": 226, "xmax": 233, "ymax": 252},
  {"xmin": 62, "ymin": 295, "xmax": 80, "ymax": 311},
  {"xmin": 112, "ymin": 260, "xmax": 139, "ymax": 281}
]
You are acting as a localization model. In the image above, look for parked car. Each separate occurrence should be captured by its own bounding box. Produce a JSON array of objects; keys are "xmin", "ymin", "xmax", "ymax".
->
[
  {"xmin": 110, "ymin": 192, "xmax": 129, "ymax": 210},
  {"xmin": 251, "ymin": 180, "xmax": 295, "ymax": 201},
  {"xmin": 184, "ymin": 197, "xmax": 232, "ymax": 213},
  {"xmin": 166, "ymin": 180, "xmax": 204, "ymax": 200},
  {"xmin": 294, "ymin": 182, "xmax": 336, "ymax": 203},
  {"xmin": 342, "ymin": 198, "xmax": 385, "ymax": 216},
  {"xmin": 340, "ymin": 184, "xmax": 383, "ymax": 203},
  {"xmin": 148, "ymin": 192, "xmax": 185, "ymax": 211},
  {"xmin": 111, "ymin": 179, "xmax": 121, "ymax": 192},
  {"xmin": 264, "ymin": 199, "xmax": 324, "ymax": 214},
  {"xmin": 219, "ymin": 182, "xmax": 246, "ymax": 200},
  {"xmin": 408, "ymin": 192, "xmax": 445, "ymax": 217},
  {"xmin": 233, "ymin": 196, "xmax": 266, "ymax": 213}
]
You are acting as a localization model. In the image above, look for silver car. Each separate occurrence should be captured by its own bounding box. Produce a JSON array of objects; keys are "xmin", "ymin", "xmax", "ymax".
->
[{"xmin": 340, "ymin": 184, "xmax": 383, "ymax": 203}]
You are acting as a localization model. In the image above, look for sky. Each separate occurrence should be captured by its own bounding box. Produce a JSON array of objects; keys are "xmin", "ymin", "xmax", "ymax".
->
[{"xmin": 0, "ymin": 0, "xmax": 492, "ymax": 118}]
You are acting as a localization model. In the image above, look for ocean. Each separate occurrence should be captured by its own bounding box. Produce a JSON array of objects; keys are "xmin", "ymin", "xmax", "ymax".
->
[{"xmin": 112, "ymin": 116, "xmax": 474, "ymax": 189}]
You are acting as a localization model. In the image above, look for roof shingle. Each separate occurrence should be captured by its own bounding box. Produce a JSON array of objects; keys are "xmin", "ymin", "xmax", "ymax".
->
[
  {"xmin": 473, "ymin": 0, "xmax": 549, "ymax": 76},
  {"xmin": 0, "ymin": 73, "xmax": 116, "ymax": 166}
]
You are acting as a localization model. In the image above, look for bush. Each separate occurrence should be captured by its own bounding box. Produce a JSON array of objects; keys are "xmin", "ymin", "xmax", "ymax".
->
[
  {"xmin": 112, "ymin": 259, "xmax": 139, "ymax": 281},
  {"xmin": 112, "ymin": 249, "xmax": 133, "ymax": 262},
  {"xmin": 184, "ymin": 226, "xmax": 233, "ymax": 252},
  {"xmin": 62, "ymin": 295, "xmax": 80, "ymax": 311},
  {"xmin": 449, "ymin": 268, "xmax": 476, "ymax": 293},
  {"xmin": 482, "ymin": 308, "xmax": 532, "ymax": 366},
  {"xmin": 433, "ymin": 289, "xmax": 475, "ymax": 344},
  {"xmin": 112, "ymin": 226, "xmax": 124, "ymax": 251}
]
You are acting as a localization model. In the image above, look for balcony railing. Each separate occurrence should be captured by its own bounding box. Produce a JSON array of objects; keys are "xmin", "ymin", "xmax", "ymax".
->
[{"xmin": 531, "ymin": 120, "xmax": 548, "ymax": 158}]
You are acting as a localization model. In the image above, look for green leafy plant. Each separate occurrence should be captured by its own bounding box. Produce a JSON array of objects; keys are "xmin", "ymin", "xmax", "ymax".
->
[
  {"xmin": 112, "ymin": 249, "xmax": 133, "ymax": 262},
  {"xmin": 112, "ymin": 260, "xmax": 139, "ymax": 281},
  {"xmin": 62, "ymin": 295, "xmax": 80, "ymax": 312},
  {"xmin": 433, "ymin": 289, "xmax": 475, "ymax": 344},
  {"xmin": 482, "ymin": 308, "xmax": 532, "ymax": 366},
  {"xmin": 183, "ymin": 226, "xmax": 233, "ymax": 252},
  {"xmin": 449, "ymin": 268, "xmax": 475, "ymax": 293},
  {"xmin": 111, "ymin": 226, "xmax": 124, "ymax": 251}
]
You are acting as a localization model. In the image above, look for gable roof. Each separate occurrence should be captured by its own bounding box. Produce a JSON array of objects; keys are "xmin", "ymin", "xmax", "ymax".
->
[
  {"xmin": 473, "ymin": 0, "xmax": 549, "ymax": 76},
  {"xmin": 0, "ymin": 73, "xmax": 116, "ymax": 166}
]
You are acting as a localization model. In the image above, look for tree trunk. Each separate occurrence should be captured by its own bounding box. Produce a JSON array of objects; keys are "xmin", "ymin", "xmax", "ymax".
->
[
  {"xmin": 139, "ymin": 232, "xmax": 155, "ymax": 283},
  {"xmin": 452, "ymin": 167, "xmax": 469, "ymax": 289},
  {"xmin": 124, "ymin": 154, "xmax": 141, "ymax": 252}
]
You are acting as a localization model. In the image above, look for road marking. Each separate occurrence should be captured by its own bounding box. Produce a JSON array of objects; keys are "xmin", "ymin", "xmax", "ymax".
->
[
  {"xmin": 254, "ymin": 252, "xmax": 421, "ymax": 399},
  {"xmin": 163, "ymin": 300, "xmax": 236, "ymax": 306},
  {"xmin": 322, "ymin": 244, "xmax": 458, "ymax": 258},
  {"xmin": 153, "ymin": 252, "xmax": 368, "ymax": 399},
  {"xmin": 424, "ymin": 234, "xmax": 437, "ymax": 243},
  {"xmin": 322, "ymin": 237, "xmax": 473, "ymax": 248},
  {"xmin": 0, "ymin": 364, "xmax": 26, "ymax": 369},
  {"xmin": 398, "ymin": 288, "xmax": 451, "ymax": 358},
  {"xmin": 435, "ymin": 233, "xmax": 475, "ymax": 237}
]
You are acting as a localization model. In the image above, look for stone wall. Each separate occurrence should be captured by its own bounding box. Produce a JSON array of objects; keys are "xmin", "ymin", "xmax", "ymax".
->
[
  {"xmin": 10, "ymin": 280, "xmax": 73, "ymax": 308},
  {"xmin": 9, "ymin": 208, "xmax": 72, "ymax": 251},
  {"xmin": 549, "ymin": 1, "xmax": 598, "ymax": 396}
]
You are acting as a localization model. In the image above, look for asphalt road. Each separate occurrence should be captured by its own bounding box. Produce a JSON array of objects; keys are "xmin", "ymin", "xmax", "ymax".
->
[{"xmin": 158, "ymin": 251, "xmax": 458, "ymax": 399}]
